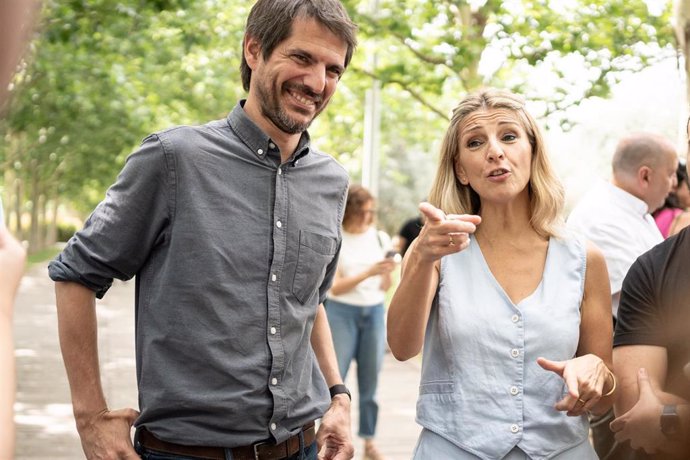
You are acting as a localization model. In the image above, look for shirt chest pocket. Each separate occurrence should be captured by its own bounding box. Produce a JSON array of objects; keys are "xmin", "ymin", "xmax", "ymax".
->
[{"xmin": 292, "ymin": 230, "xmax": 337, "ymax": 304}]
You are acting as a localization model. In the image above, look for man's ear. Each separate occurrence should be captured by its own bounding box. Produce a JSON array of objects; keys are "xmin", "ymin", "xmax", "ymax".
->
[
  {"xmin": 243, "ymin": 34, "xmax": 261, "ymax": 70},
  {"xmin": 638, "ymin": 165, "xmax": 652, "ymax": 189}
]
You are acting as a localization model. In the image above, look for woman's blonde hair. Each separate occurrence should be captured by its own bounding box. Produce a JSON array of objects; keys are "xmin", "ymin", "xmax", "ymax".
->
[{"xmin": 428, "ymin": 88, "xmax": 564, "ymax": 238}]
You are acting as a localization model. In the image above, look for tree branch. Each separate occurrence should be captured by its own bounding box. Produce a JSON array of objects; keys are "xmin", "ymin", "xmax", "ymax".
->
[{"xmin": 356, "ymin": 68, "xmax": 450, "ymax": 121}]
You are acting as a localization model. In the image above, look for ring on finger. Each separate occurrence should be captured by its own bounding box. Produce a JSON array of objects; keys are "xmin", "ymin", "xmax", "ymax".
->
[
  {"xmin": 576, "ymin": 398, "xmax": 586, "ymax": 406},
  {"xmin": 449, "ymin": 235, "xmax": 455, "ymax": 246}
]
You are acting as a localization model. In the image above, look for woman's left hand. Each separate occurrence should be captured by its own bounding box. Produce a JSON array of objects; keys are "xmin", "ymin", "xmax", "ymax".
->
[{"xmin": 537, "ymin": 354, "xmax": 610, "ymax": 416}]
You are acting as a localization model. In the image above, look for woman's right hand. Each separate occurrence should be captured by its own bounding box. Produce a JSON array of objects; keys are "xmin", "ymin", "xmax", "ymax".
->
[{"xmin": 413, "ymin": 202, "xmax": 481, "ymax": 263}]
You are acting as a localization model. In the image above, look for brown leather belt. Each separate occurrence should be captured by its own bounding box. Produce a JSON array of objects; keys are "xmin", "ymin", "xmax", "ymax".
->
[{"xmin": 138, "ymin": 422, "xmax": 316, "ymax": 460}]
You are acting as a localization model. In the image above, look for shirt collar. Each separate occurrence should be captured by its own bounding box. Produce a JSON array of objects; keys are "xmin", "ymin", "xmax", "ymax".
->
[
  {"xmin": 227, "ymin": 100, "xmax": 311, "ymax": 165},
  {"xmin": 605, "ymin": 180, "xmax": 650, "ymax": 217}
]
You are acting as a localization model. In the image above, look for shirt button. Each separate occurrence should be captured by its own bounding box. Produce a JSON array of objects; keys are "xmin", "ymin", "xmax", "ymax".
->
[
  {"xmin": 271, "ymin": 377, "xmax": 278, "ymax": 385},
  {"xmin": 257, "ymin": 148, "xmax": 264, "ymax": 155},
  {"xmin": 270, "ymin": 423, "xmax": 277, "ymax": 431},
  {"xmin": 270, "ymin": 327, "xmax": 277, "ymax": 335},
  {"xmin": 269, "ymin": 142, "xmax": 276, "ymax": 149},
  {"xmin": 510, "ymin": 424, "xmax": 519, "ymax": 433},
  {"xmin": 276, "ymin": 221, "xmax": 282, "ymax": 228},
  {"xmin": 511, "ymin": 314, "xmax": 519, "ymax": 323},
  {"xmin": 271, "ymin": 274, "xmax": 277, "ymax": 282},
  {"xmin": 510, "ymin": 386, "xmax": 519, "ymax": 396},
  {"xmin": 278, "ymin": 168, "xmax": 282, "ymax": 175},
  {"xmin": 511, "ymin": 349, "xmax": 520, "ymax": 358}
]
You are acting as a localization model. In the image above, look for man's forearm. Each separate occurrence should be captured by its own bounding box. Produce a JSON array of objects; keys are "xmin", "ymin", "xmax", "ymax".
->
[
  {"xmin": 55, "ymin": 281, "xmax": 108, "ymax": 426},
  {"xmin": 311, "ymin": 303, "xmax": 343, "ymax": 387}
]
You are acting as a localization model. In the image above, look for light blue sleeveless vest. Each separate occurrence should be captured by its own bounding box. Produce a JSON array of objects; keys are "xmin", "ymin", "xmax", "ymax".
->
[{"xmin": 416, "ymin": 235, "xmax": 589, "ymax": 460}]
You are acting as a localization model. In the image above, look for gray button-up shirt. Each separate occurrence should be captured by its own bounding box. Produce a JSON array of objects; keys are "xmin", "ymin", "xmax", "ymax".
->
[{"xmin": 48, "ymin": 101, "xmax": 349, "ymax": 447}]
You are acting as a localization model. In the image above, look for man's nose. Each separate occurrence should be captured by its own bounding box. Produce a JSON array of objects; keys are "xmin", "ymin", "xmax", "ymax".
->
[{"xmin": 303, "ymin": 64, "xmax": 326, "ymax": 94}]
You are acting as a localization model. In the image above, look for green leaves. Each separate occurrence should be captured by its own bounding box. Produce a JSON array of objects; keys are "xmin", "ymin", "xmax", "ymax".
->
[{"xmin": 0, "ymin": 0, "xmax": 676, "ymax": 246}]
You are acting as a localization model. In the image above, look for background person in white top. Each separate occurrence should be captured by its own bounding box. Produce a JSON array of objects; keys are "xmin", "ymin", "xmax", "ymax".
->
[
  {"xmin": 567, "ymin": 132, "xmax": 678, "ymax": 460},
  {"xmin": 326, "ymin": 184, "xmax": 397, "ymax": 460},
  {"xmin": 567, "ymin": 132, "xmax": 678, "ymax": 321}
]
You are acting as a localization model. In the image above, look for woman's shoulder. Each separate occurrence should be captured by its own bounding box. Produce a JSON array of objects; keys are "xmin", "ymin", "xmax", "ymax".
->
[{"xmin": 669, "ymin": 210, "xmax": 690, "ymax": 236}]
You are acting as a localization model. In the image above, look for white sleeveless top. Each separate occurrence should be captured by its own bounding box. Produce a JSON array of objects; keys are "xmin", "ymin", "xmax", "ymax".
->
[{"xmin": 416, "ymin": 235, "xmax": 591, "ymax": 459}]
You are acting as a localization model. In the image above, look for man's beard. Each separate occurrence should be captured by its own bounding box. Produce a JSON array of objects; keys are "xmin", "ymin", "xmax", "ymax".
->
[{"xmin": 256, "ymin": 80, "xmax": 325, "ymax": 135}]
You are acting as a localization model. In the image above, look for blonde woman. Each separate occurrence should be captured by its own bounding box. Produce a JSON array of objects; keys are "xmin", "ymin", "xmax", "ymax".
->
[{"xmin": 388, "ymin": 89, "xmax": 616, "ymax": 459}]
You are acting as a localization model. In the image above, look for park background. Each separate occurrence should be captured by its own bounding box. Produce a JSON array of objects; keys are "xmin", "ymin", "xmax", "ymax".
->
[
  {"xmin": 2, "ymin": 0, "xmax": 690, "ymax": 254},
  {"xmin": 4, "ymin": 1, "xmax": 690, "ymax": 459}
]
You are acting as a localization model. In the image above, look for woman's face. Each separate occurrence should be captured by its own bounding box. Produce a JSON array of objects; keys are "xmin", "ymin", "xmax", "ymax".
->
[
  {"xmin": 454, "ymin": 108, "xmax": 533, "ymax": 206},
  {"xmin": 350, "ymin": 199, "xmax": 375, "ymax": 232}
]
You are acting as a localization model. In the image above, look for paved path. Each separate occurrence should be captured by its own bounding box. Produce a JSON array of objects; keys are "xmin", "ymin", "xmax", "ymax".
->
[{"xmin": 13, "ymin": 264, "xmax": 421, "ymax": 459}]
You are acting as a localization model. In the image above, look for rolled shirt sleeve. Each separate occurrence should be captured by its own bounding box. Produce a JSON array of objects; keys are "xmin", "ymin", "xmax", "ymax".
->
[{"xmin": 48, "ymin": 134, "xmax": 172, "ymax": 297}]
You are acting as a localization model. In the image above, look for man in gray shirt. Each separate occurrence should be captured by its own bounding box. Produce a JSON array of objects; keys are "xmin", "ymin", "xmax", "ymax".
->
[{"xmin": 48, "ymin": 1, "xmax": 357, "ymax": 459}]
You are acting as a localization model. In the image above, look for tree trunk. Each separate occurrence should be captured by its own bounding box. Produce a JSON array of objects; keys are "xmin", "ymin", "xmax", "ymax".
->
[
  {"xmin": 45, "ymin": 195, "xmax": 58, "ymax": 246},
  {"xmin": 13, "ymin": 176, "xmax": 23, "ymax": 239},
  {"xmin": 675, "ymin": 0, "xmax": 690, "ymax": 106},
  {"xmin": 28, "ymin": 163, "xmax": 41, "ymax": 253}
]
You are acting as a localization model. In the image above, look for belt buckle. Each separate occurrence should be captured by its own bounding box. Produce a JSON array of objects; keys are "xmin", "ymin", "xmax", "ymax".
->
[{"xmin": 252, "ymin": 440, "xmax": 268, "ymax": 460}]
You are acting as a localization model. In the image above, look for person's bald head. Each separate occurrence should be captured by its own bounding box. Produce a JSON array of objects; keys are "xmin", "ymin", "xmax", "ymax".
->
[
  {"xmin": 612, "ymin": 132, "xmax": 679, "ymax": 212},
  {"xmin": 612, "ymin": 133, "xmax": 676, "ymax": 176}
]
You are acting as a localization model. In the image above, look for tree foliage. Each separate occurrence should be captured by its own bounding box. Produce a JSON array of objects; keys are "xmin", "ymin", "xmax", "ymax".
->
[
  {"xmin": 0, "ymin": 0, "xmax": 677, "ymax": 249},
  {"xmin": 339, "ymin": 0, "xmax": 675, "ymax": 232}
]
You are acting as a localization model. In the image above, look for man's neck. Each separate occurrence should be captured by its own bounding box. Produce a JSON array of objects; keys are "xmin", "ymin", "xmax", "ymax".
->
[
  {"xmin": 242, "ymin": 99, "xmax": 301, "ymax": 163},
  {"xmin": 611, "ymin": 177, "xmax": 650, "ymax": 212}
]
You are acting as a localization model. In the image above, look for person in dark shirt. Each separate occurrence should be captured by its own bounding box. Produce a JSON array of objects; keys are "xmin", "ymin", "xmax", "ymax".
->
[
  {"xmin": 48, "ymin": 1, "xmax": 358, "ymax": 459},
  {"xmin": 610, "ymin": 120, "xmax": 690, "ymax": 460}
]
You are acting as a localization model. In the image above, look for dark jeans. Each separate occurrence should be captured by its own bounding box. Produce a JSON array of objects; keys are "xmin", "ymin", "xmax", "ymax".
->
[{"xmin": 134, "ymin": 433, "xmax": 317, "ymax": 460}]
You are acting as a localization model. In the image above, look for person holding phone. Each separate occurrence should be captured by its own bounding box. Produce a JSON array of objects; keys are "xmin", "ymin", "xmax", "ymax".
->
[{"xmin": 325, "ymin": 184, "xmax": 397, "ymax": 460}]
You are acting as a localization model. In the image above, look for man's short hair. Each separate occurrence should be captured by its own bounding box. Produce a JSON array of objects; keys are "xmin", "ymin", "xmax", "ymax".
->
[{"xmin": 240, "ymin": 0, "xmax": 357, "ymax": 92}]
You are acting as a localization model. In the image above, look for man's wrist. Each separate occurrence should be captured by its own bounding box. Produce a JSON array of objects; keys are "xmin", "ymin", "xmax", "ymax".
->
[
  {"xmin": 73, "ymin": 405, "xmax": 108, "ymax": 428},
  {"xmin": 661, "ymin": 404, "xmax": 681, "ymax": 439},
  {"xmin": 329, "ymin": 384, "xmax": 351, "ymax": 401}
]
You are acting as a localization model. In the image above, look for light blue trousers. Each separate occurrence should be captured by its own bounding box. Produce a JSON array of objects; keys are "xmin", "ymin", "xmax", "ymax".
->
[{"xmin": 325, "ymin": 299, "xmax": 385, "ymax": 439}]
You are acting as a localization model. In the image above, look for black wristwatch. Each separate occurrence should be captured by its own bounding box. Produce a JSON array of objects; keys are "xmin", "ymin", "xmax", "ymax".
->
[
  {"xmin": 329, "ymin": 384, "xmax": 351, "ymax": 401},
  {"xmin": 660, "ymin": 404, "xmax": 681, "ymax": 438}
]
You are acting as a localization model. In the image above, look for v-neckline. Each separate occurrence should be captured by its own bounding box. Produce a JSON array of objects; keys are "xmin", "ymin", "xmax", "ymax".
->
[{"xmin": 471, "ymin": 236, "xmax": 552, "ymax": 308}]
